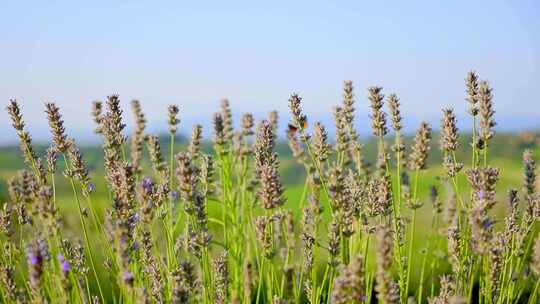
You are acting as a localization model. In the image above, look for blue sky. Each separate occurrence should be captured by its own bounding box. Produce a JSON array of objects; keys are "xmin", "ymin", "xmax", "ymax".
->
[{"xmin": 1, "ymin": 1, "xmax": 539, "ymax": 143}]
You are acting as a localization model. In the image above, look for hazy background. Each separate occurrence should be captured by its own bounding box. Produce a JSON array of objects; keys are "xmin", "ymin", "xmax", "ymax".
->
[{"xmin": 1, "ymin": 0, "xmax": 539, "ymax": 144}]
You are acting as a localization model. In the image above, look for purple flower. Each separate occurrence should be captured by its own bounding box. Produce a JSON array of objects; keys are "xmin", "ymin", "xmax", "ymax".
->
[
  {"xmin": 120, "ymin": 234, "xmax": 127, "ymax": 245},
  {"xmin": 58, "ymin": 254, "xmax": 70, "ymax": 273},
  {"xmin": 26, "ymin": 243, "xmax": 44, "ymax": 288},
  {"xmin": 482, "ymin": 218, "xmax": 494, "ymax": 229},
  {"xmin": 26, "ymin": 241, "xmax": 44, "ymax": 267},
  {"xmin": 88, "ymin": 183, "xmax": 96, "ymax": 192},
  {"xmin": 132, "ymin": 240, "xmax": 140, "ymax": 250},
  {"xmin": 477, "ymin": 190, "xmax": 485, "ymax": 200},
  {"xmin": 28, "ymin": 253, "xmax": 41, "ymax": 266},
  {"xmin": 170, "ymin": 190, "xmax": 179, "ymax": 200},
  {"xmin": 62, "ymin": 260, "xmax": 70, "ymax": 273},
  {"xmin": 37, "ymin": 238, "xmax": 50, "ymax": 261},
  {"xmin": 123, "ymin": 270, "xmax": 134, "ymax": 284},
  {"xmin": 141, "ymin": 176, "xmax": 153, "ymax": 192},
  {"xmin": 129, "ymin": 213, "xmax": 140, "ymax": 223}
]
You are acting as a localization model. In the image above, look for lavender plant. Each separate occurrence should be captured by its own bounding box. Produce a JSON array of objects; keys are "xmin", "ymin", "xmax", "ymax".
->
[{"xmin": 0, "ymin": 72, "xmax": 539, "ymax": 304}]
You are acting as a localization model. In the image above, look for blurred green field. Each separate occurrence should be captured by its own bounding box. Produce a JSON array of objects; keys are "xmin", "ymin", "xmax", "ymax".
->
[
  {"xmin": 1, "ymin": 131, "xmax": 535, "ymax": 204},
  {"xmin": 0, "ymin": 132, "xmax": 535, "ymax": 241}
]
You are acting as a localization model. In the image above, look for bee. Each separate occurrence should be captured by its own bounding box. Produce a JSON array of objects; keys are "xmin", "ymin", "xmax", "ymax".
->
[
  {"xmin": 287, "ymin": 118, "xmax": 308, "ymax": 134},
  {"xmin": 287, "ymin": 123, "xmax": 299, "ymax": 135},
  {"xmin": 302, "ymin": 118, "xmax": 308, "ymax": 130}
]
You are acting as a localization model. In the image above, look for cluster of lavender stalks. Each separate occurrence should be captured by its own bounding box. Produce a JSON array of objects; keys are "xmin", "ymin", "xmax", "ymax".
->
[{"xmin": 1, "ymin": 71, "xmax": 539, "ymax": 304}]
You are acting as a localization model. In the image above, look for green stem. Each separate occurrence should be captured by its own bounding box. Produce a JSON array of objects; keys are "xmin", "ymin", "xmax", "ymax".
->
[
  {"xmin": 528, "ymin": 277, "xmax": 540, "ymax": 304},
  {"xmin": 69, "ymin": 179, "xmax": 105, "ymax": 303},
  {"xmin": 63, "ymin": 156, "xmax": 105, "ymax": 303},
  {"xmin": 472, "ymin": 116, "xmax": 477, "ymax": 167},
  {"xmin": 418, "ymin": 214, "xmax": 437, "ymax": 304},
  {"xmin": 299, "ymin": 135, "xmax": 333, "ymax": 212},
  {"xmin": 341, "ymin": 234, "xmax": 350, "ymax": 265},
  {"xmin": 256, "ymin": 259, "xmax": 265, "ymax": 304},
  {"xmin": 405, "ymin": 169, "xmax": 420, "ymax": 300},
  {"xmin": 395, "ymin": 131, "xmax": 402, "ymax": 215},
  {"xmin": 364, "ymin": 235, "xmax": 372, "ymax": 302},
  {"xmin": 316, "ymin": 264, "xmax": 331, "ymax": 303}
]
